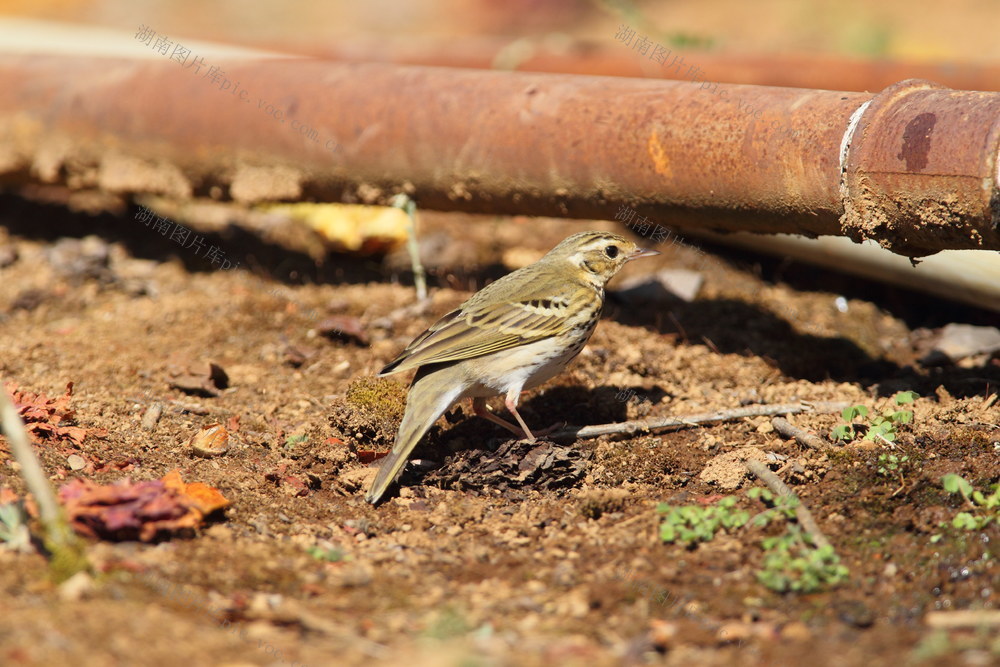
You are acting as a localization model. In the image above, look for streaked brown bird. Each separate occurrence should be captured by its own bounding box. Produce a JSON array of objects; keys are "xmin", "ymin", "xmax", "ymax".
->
[{"xmin": 366, "ymin": 231, "xmax": 658, "ymax": 503}]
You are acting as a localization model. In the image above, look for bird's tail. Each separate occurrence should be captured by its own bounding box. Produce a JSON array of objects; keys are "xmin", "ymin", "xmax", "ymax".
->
[{"xmin": 365, "ymin": 370, "xmax": 463, "ymax": 504}]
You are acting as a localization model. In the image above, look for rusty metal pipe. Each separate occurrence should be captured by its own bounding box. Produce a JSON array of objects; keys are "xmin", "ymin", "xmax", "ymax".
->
[
  {"xmin": 282, "ymin": 38, "xmax": 1000, "ymax": 93},
  {"xmin": 0, "ymin": 55, "xmax": 998, "ymax": 257}
]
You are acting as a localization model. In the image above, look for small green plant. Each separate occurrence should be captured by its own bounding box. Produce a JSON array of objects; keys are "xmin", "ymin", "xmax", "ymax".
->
[
  {"xmin": 746, "ymin": 487, "xmax": 799, "ymax": 526},
  {"xmin": 939, "ymin": 474, "xmax": 999, "ymax": 532},
  {"xmin": 423, "ymin": 606, "xmax": 471, "ymax": 640},
  {"xmin": 284, "ymin": 434, "xmax": 308, "ymax": 449},
  {"xmin": 875, "ymin": 452, "xmax": 913, "ymax": 496},
  {"xmin": 748, "ymin": 489, "xmax": 849, "ymax": 593},
  {"xmin": 876, "ymin": 453, "xmax": 909, "ymax": 476},
  {"xmin": 831, "ymin": 391, "xmax": 918, "ymax": 443},
  {"xmin": 307, "ymin": 544, "xmax": 347, "ymax": 562},
  {"xmin": 757, "ymin": 526, "xmax": 850, "ymax": 593},
  {"xmin": 658, "ymin": 489, "xmax": 849, "ymax": 593},
  {"xmin": 0, "ymin": 500, "xmax": 32, "ymax": 553},
  {"xmin": 657, "ymin": 496, "xmax": 749, "ymax": 546}
]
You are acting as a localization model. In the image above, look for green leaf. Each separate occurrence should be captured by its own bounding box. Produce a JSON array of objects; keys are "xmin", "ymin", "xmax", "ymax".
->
[
  {"xmin": 888, "ymin": 410, "xmax": 913, "ymax": 424},
  {"xmin": 894, "ymin": 391, "xmax": 918, "ymax": 405},
  {"xmin": 841, "ymin": 405, "xmax": 868, "ymax": 421},
  {"xmin": 831, "ymin": 424, "xmax": 853, "ymax": 441},
  {"xmin": 941, "ymin": 474, "xmax": 973, "ymax": 497}
]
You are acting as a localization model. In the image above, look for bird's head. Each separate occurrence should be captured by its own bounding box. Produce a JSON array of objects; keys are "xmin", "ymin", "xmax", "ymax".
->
[{"xmin": 548, "ymin": 231, "xmax": 659, "ymax": 285}]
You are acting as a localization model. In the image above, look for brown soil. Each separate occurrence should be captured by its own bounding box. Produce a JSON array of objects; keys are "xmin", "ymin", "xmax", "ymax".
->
[{"xmin": 0, "ymin": 196, "xmax": 996, "ymax": 666}]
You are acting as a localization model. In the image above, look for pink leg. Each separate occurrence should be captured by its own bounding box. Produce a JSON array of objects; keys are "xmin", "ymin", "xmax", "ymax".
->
[
  {"xmin": 504, "ymin": 393, "xmax": 537, "ymax": 443},
  {"xmin": 472, "ymin": 397, "xmax": 528, "ymax": 438}
]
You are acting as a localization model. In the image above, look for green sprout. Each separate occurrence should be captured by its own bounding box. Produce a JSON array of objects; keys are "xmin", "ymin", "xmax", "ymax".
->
[
  {"xmin": 657, "ymin": 496, "xmax": 749, "ymax": 546},
  {"xmin": 307, "ymin": 544, "xmax": 347, "ymax": 562},
  {"xmin": 876, "ymin": 453, "xmax": 909, "ymax": 476},
  {"xmin": 747, "ymin": 487, "xmax": 799, "ymax": 526},
  {"xmin": 0, "ymin": 500, "xmax": 32, "ymax": 553},
  {"xmin": 756, "ymin": 527, "xmax": 850, "ymax": 593},
  {"xmin": 748, "ymin": 489, "xmax": 849, "ymax": 593},
  {"xmin": 831, "ymin": 391, "xmax": 918, "ymax": 443},
  {"xmin": 936, "ymin": 474, "xmax": 999, "ymax": 534},
  {"xmin": 658, "ymin": 489, "xmax": 849, "ymax": 594}
]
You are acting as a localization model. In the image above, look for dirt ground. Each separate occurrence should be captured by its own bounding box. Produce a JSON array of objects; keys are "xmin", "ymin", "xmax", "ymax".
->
[{"xmin": 0, "ymin": 193, "xmax": 997, "ymax": 666}]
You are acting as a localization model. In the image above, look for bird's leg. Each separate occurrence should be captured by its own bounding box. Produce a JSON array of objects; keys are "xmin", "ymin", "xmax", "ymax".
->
[
  {"xmin": 472, "ymin": 397, "xmax": 528, "ymax": 438},
  {"xmin": 507, "ymin": 390, "xmax": 567, "ymax": 438},
  {"xmin": 503, "ymin": 390, "xmax": 537, "ymax": 443}
]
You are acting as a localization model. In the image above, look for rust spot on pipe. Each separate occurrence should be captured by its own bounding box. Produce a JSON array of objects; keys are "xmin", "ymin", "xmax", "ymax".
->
[
  {"xmin": 842, "ymin": 79, "xmax": 1000, "ymax": 256},
  {"xmin": 897, "ymin": 112, "xmax": 936, "ymax": 172},
  {"xmin": 647, "ymin": 132, "xmax": 672, "ymax": 178}
]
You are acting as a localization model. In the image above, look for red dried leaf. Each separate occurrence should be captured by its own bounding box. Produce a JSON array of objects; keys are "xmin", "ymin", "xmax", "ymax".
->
[
  {"xmin": 162, "ymin": 469, "xmax": 231, "ymax": 514},
  {"xmin": 58, "ymin": 471, "xmax": 230, "ymax": 542},
  {"xmin": 3, "ymin": 381, "xmax": 97, "ymax": 447}
]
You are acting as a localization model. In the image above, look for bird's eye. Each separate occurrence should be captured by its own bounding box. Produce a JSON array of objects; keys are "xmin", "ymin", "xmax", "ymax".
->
[{"xmin": 605, "ymin": 245, "xmax": 619, "ymax": 258}]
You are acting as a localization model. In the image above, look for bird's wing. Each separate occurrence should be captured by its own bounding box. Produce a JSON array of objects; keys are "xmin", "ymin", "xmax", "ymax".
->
[{"xmin": 378, "ymin": 291, "xmax": 577, "ymax": 375}]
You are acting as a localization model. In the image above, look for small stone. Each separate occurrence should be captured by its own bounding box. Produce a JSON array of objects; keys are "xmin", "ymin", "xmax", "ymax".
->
[
  {"xmin": 717, "ymin": 621, "xmax": 752, "ymax": 644},
  {"xmin": 67, "ymin": 454, "xmax": 87, "ymax": 471},
  {"xmin": 928, "ymin": 323, "xmax": 1000, "ymax": 362},
  {"xmin": 58, "ymin": 571, "xmax": 94, "ymax": 602},
  {"xmin": 612, "ymin": 269, "xmax": 704, "ymax": 304},
  {"xmin": 141, "ymin": 403, "xmax": 163, "ymax": 430},
  {"xmin": 837, "ymin": 600, "xmax": 876, "ymax": 628},
  {"xmin": 780, "ymin": 621, "xmax": 812, "ymax": 641},
  {"xmin": 0, "ymin": 245, "xmax": 17, "ymax": 268},
  {"xmin": 648, "ymin": 619, "xmax": 679, "ymax": 649}
]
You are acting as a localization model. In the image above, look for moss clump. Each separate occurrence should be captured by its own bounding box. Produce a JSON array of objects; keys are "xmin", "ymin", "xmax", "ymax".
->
[
  {"xmin": 345, "ymin": 377, "xmax": 407, "ymax": 423},
  {"xmin": 329, "ymin": 377, "xmax": 408, "ymax": 450}
]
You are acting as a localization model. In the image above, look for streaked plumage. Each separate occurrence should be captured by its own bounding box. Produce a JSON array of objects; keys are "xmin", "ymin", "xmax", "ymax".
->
[{"xmin": 366, "ymin": 231, "xmax": 658, "ymax": 503}]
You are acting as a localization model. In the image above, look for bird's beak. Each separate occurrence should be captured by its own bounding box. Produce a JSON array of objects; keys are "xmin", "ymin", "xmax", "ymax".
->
[{"xmin": 626, "ymin": 246, "xmax": 660, "ymax": 261}]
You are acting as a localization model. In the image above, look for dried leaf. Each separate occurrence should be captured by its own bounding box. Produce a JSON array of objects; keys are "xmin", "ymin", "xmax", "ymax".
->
[
  {"xmin": 167, "ymin": 362, "xmax": 230, "ymax": 397},
  {"xmin": 186, "ymin": 424, "xmax": 230, "ymax": 458},
  {"xmin": 2, "ymin": 381, "xmax": 101, "ymax": 447},
  {"xmin": 317, "ymin": 316, "xmax": 369, "ymax": 346},
  {"xmin": 58, "ymin": 471, "xmax": 229, "ymax": 541},
  {"xmin": 162, "ymin": 469, "xmax": 231, "ymax": 514},
  {"xmin": 423, "ymin": 439, "xmax": 593, "ymax": 493}
]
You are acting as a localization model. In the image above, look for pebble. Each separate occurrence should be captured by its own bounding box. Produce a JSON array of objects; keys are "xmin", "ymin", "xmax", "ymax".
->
[
  {"xmin": 780, "ymin": 620, "xmax": 812, "ymax": 641},
  {"xmin": 58, "ymin": 571, "xmax": 94, "ymax": 601}
]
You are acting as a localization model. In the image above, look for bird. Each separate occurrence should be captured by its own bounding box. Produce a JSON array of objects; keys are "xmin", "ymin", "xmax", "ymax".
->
[{"xmin": 365, "ymin": 230, "xmax": 659, "ymax": 504}]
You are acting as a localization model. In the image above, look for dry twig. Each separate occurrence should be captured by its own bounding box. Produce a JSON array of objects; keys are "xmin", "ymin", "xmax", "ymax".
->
[
  {"xmin": 391, "ymin": 194, "xmax": 428, "ymax": 302},
  {"xmin": 924, "ymin": 610, "xmax": 1000, "ymax": 629},
  {"xmin": 771, "ymin": 416, "xmax": 831, "ymax": 450},
  {"xmin": 550, "ymin": 401, "xmax": 849, "ymax": 442},
  {"xmin": 744, "ymin": 458, "xmax": 832, "ymax": 550}
]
